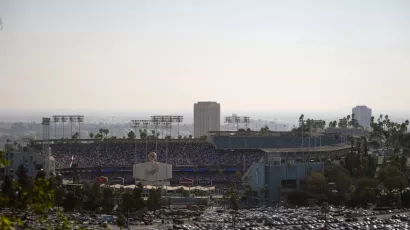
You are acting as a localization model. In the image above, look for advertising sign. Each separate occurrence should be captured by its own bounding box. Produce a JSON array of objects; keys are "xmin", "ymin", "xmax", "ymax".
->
[
  {"xmin": 179, "ymin": 178, "xmax": 194, "ymax": 186},
  {"xmin": 95, "ymin": 176, "xmax": 108, "ymax": 184},
  {"xmin": 133, "ymin": 152, "xmax": 172, "ymax": 181}
]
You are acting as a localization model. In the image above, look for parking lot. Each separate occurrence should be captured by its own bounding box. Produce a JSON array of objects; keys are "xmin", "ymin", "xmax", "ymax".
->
[{"xmin": 4, "ymin": 206, "xmax": 410, "ymax": 229}]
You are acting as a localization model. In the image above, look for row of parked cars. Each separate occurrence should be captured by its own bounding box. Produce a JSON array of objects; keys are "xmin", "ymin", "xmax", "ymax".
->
[{"xmin": 157, "ymin": 206, "xmax": 410, "ymax": 230}]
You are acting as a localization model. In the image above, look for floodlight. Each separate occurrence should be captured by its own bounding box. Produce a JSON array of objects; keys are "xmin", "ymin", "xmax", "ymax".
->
[
  {"xmin": 61, "ymin": 116, "xmax": 67, "ymax": 122},
  {"xmin": 224, "ymin": 117, "xmax": 232, "ymax": 123},
  {"xmin": 41, "ymin": 117, "xmax": 51, "ymax": 126},
  {"xmin": 53, "ymin": 116, "xmax": 60, "ymax": 123},
  {"xmin": 77, "ymin": 116, "xmax": 84, "ymax": 123},
  {"xmin": 69, "ymin": 116, "xmax": 76, "ymax": 122}
]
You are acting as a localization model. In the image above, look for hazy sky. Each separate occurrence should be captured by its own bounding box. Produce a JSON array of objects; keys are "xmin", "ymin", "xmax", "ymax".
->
[{"xmin": 0, "ymin": 0, "xmax": 409, "ymax": 114}]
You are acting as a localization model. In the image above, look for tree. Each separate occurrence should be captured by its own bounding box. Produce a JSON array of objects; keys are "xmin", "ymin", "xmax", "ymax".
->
[
  {"xmin": 225, "ymin": 182, "xmax": 239, "ymax": 210},
  {"xmin": 146, "ymin": 188, "xmax": 162, "ymax": 211},
  {"xmin": 307, "ymin": 172, "xmax": 327, "ymax": 194},
  {"xmin": 132, "ymin": 182, "xmax": 145, "ymax": 211},
  {"xmin": 127, "ymin": 131, "xmax": 136, "ymax": 140},
  {"xmin": 116, "ymin": 213, "xmax": 125, "ymax": 229},
  {"xmin": 139, "ymin": 129, "xmax": 147, "ymax": 139},
  {"xmin": 54, "ymin": 186, "xmax": 65, "ymax": 208},
  {"xmin": 260, "ymin": 125, "xmax": 270, "ymax": 132},
  {"xmin": 189, "ymin": 135, "xmax": 193, "ymax": 139},
  {"xmin": 102, "ymin": 187, "xmax": 114, "ymax": 212},
  {"xmin": 287, "ymin": 189, "xmax": 309, "ymax": 206},
  {"xmin": 260, "ymin": 185, "xmax": 268, "ymax": 199},
  {"xmin": 244, "ymin": 185, "xmax": 253, "ymax": 205},
  {"xmin": 16, "ymin": 164, "xmax": 28, "ymax": 187},
  {"xmin": 1, "ymin": 175, "xmax": 14, "ymax": 206},
  {"xmin": 71, "ymin": 132, "xmax": 80, "ymax": 139},
  {"xmin": 121, "ymin": 192, "xmax": 134, "ymax": 212},
  {"xmin": 36, "ymin": 169, "xmax": 46, "ymax": 180},
  {"xmin": 89, "ymin": 132, "xmax": 94, "ymax": 139}
]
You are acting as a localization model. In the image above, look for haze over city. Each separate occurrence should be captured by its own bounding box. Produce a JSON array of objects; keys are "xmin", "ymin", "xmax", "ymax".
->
[{"xmin": 1, "ymin": 0, "xmax": 409, "ymax": 116}]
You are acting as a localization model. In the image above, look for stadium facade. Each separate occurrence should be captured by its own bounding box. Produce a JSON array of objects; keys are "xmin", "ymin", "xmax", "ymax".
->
[
  {"xmin": 247, "ymin": 145, "xmax": 349, "ymax": 203},
  {"xmin": 25, "ymin": 130, "xmax": 351, "ymax": 203},
  {"xmin": 2, "ymin": 144, "xmax": 55, "ymax": 179}
]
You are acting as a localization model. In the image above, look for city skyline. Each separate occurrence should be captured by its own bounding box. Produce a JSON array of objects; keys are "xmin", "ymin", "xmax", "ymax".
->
[{"xmin": 1, "ymin": 0, "xmax": 409, "ymax": 112}]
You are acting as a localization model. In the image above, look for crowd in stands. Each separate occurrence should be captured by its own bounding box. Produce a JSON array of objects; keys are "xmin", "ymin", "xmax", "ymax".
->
[
  {"xmin": 47, "ymin": 142, "xmax": 264, "ymax": 169},
  {"xmin": 171, "ymin": 172, "xmax": 238, "ymax": 182}
]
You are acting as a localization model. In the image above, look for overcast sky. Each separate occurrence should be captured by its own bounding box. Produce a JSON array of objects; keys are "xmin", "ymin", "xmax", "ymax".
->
[{"xmin": 0, "ymin": 0, "xmax": 409, "ymax": 115}]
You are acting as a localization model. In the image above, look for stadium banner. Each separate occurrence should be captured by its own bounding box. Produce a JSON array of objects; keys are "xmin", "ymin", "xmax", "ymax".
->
[
  {"xmin": 179, "ymin": 178, "xmax": 194, "ymax": 186},
  {"xmin": 133, "ymin": 162, "xmax": 172, "ymax": 181},
  {"xmin": 95, "ymin": 176, "xmax": 108, "ymax": 184}
]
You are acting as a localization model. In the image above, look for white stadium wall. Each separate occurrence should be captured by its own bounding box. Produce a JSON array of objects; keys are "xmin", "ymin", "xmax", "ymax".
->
[{"xmin": 133, "ymin": 161, "xmax": 172, "ymax": 181}]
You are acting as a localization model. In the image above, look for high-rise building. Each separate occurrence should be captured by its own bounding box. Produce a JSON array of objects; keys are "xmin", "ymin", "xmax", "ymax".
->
[
  {"xmin": 194, "ymin": 101, "xmax": 220, "ymax": 138},
  {"xmin": 352, "ymin": 105, "xmax": 372, "ymax": 130}
]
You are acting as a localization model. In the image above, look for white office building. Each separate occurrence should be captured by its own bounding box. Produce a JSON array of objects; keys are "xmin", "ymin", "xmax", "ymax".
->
[
  {"xmin": 194, "ymin": 101, "xmax": 221, "ymax": 138},
  {"xmin": 352, "ymin": 105, "xmax": 372, "ymax": 130}
]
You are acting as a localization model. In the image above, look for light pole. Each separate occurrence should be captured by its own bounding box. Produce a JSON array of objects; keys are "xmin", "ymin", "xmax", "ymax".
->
[
  {"xmin": 77, "ymin": 116, "xmax": 84, "ymax": 139},
  {"xmin": 41, "ymin": 117, "xmax": 51, "ymax": 154},
  {"xmin": 224, "ymin": 116, "xmax": 251, "ymax": 133},
  {"xmin": 52, "ymin": 116, "xmax": 60, "ymax": 140},
  {"xmin": 61, "ymin": 116, "xmax": 67, "ymax": 139},
  {"xmin": 69, "ymin": 116, "xmax": 76, "ymax": 138},
  {"xmin": 130, "ymin": 120, "xmax": 142, "ymax": 164}
]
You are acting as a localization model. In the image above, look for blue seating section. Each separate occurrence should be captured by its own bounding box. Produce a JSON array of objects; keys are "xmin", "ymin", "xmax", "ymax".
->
[{"xmin": 212, "ymin": 136, "xmax": 340, "ymax": 149}]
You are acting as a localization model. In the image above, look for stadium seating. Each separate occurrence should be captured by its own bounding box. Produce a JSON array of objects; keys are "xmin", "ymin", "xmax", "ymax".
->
[{"xmin": 212, "ymin": 136, "xmax": 340, "ymax": 149}]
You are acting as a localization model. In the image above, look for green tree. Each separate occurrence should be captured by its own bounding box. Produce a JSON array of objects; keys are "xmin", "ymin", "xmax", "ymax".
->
[
  {"xmin": 121, "ymin": 192, "xmax": 134, "ymax": 212},
  {"xmin": 102, "ymin": 187, "xmax": 114, "ymax": 212},
  {"xmin": 287, "ymin": 189, "xmax": 309, "ymax": 206},
  {"xmin": 63, "ymin": 191, "xmax": 77, "ymax": 212},
  {"xmin": 128, "ymin": 130, "xmax": 136, "ymax": 140},
  {"xmin": 307, "ymin": 171, "xmax": 327, "ymax": 194},
  {"xmin": 244, "ymin": 185, "xmax": 253, "ymax": 205},
  {"xmin": 16, "ymin": 164, "xmax": 28, "ymax": 187},
  {"xmin": 146, "ymin": 188, "xmax": 162, "ymax": 211},
  {"xmin": 116, "ymin": 213, "xmax": 125, "ymax": 229},
  {"xmin": 132, "ymin": 182, "xmax": 145, "ymax": 211}
]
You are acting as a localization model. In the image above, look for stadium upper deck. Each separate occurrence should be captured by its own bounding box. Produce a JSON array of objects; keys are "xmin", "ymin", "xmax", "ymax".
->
[
  {"xmin": 209, "ymin": 131, "xmax": 341, "ymax": 149},
  {"xmin": 29, "ymin": 131, "xmax": 344, "ymax": 169}
]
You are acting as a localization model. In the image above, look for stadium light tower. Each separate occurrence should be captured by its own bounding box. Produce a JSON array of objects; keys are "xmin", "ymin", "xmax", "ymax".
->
[
  {"xmin": 77, "ymin": 116, "xmax": 84, "ymax": 139},
  {"xmin": 243, "ymin": 116, "xmax": 251, "ymax": 129},
  {"xmin": 224, "ymin": 117, "xmax": 233, "ymax": 131},
  {"xmin": 225, "ymin": 116, "xmax": 250, "ymax": 131},
  {"xmin": 69, "ymin": 116, "xmax": 76, "ymax": 138},
  {"xmin": 171, "ymin": 116, "xmax": 183, "ymax": 138},
  {"xmin": 151, "ymin": 115, "xmax": 182, "ymax": 164},
  {"xmin": 52, "ymin": 116, "xmax": 60, "ymax": 140},
  {"xmin": 61, "ymin": 116, "xmax": 67, "ymax": 139},
  {"xmin": 136, "ymin": 119, "xmax": 152, "ymax": 157},
  {"xmin": 41, "ymin": 117, "xmax": 51, "ymax": 155},
  {"xmin": 130, "ymin": 120, "xmax": 143, "ymax": 164}
]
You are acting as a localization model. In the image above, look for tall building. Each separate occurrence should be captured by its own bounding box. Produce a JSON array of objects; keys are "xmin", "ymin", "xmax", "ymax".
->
[
  {"xmin": 194, "ymin": 101, "xmax": 220, "ymax": 138},
  {"xmin": 352, "ymin": 105, "xmax": 372, "ymax": 130}
]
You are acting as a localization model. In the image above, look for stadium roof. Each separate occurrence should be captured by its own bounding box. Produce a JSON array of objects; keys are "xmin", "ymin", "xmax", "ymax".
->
[{"xmin": 260, "ymin": 144, "xmax": 351, "ymax": 153}]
